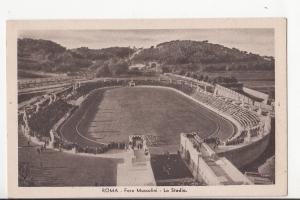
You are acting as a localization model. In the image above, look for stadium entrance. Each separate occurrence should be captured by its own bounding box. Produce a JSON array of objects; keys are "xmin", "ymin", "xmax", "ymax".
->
[{"xmin": 117, "ymin": 135, "xmax": 155, "ymax": 186}]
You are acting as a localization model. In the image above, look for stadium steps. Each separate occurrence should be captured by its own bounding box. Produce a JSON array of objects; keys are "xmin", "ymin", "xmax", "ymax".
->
[{"xmin": 29, "ymin": 167, "xmax": 66, "ymax": 185}]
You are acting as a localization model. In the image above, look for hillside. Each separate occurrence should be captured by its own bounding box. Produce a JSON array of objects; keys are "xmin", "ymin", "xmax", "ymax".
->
[
  {"xmin": 18, "ymin": 38, "xmax": 274, "ymax": 76},
  {"xmin": 131, "ymin": 40, "xmax": 274, "ymax": 73},
  {"xmin": 18, "ymin": 38, "xmax": 134, "ymax": 73},
  {"xmin": 71, "ymin": 46, "xmax": 134, "ymax": 60},
  {"xmin": 18, "ymin": 38, "xmax": 91, "ymax": 73}
]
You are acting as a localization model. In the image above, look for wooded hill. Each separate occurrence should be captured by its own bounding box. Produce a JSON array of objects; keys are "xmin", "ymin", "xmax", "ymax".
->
[
  {"xmin": 18, "ymin": 38, "xmax": 274, "ymax": 75},
  {"xmin": 18, "ymin": 38, "xmax": 133, "ymax": 73},
  {"xmin": 131, "ymin": 40, "xmax": 274, "ymax": 73}
]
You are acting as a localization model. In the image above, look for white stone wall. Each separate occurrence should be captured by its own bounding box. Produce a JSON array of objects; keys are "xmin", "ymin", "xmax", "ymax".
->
[
  {"xmin": 243, "ymin": 87, "xmax": 269, "ymax": 104},
  {"xmin": 180, "ymin": 134, "xmax": 221, "ymax": 185},
  {"xmin": 215, "ymin": 84, "xmax": 254, "ymax": 105}
]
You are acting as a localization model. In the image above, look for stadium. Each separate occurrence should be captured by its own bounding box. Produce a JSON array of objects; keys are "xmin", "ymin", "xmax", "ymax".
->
[{"xmin": 18, "ymin": 73, "xmax": 273, "ymax": 186}]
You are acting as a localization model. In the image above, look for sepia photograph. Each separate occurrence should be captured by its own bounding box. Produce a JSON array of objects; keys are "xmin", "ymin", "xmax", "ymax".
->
[{"xmin": 6, "ymin": 19, "xmax": 287, "ymax": 198}]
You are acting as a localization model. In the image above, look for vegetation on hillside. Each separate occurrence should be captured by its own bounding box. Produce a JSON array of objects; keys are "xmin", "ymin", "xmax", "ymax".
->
[
  {"xmin": 132, "ymin": 40, "xmax": 274, "ymax": 73},
  {"xmin": 95, "ymin": 58, "xmax": 129, "ymax": 77},
  {"xmin": 18, "ymin": 38, "xmax": 133, "ymax": 74},
  {"xmin": 18, "ymin": 38, "xmax": 92, "ymax": 72},
  {"xmin": 71, "ymin": 46, "xmax": 134, "ymax": 61},
  {"xmin": 18, "ymin": 38, "xmax": 274, "ymax": 78}
]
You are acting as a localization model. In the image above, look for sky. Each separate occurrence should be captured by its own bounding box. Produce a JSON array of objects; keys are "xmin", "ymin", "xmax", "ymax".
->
[{"xmin": 19, "ymin": 29, "xmax": 274, "ymax": 57}]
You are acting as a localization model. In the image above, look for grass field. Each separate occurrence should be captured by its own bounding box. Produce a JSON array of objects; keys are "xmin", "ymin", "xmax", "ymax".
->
[{"xmin": 60, "ymin": 87, "xmax": 234, "ymax": 153}]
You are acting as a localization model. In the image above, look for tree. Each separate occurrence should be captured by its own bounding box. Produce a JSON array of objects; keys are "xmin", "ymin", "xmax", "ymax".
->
[
  {"xmin": 151, "ymin": 62, "xmax": 156, "ymax": 68},
  {"xmin": 185, "ymin": 72, "xmax": 191, "ymax": 77},
  {"xmin": 229, "ymin": 76, "xmax": 238, "ymax": 83},
  {"xmin": 96, "ymin": 64, "xmax": 111, "ymax": 77},
  {"xmin": 107, "ymin": 59, "xmax": 129, "ymax": 76},
  {"xmin": 197, "ymin": 74, "xmax": 204, "ymax": 81},
  {"xmin": 161, "ymin": 66, "xmax": 170, "ymax": 73},
  {"xmin": 191, "ymin": 72, "xmax": 197, "ymax": 79},
  {"xmin": 203, "ymin": 75, "xmax": 209, "ymax": 82},
  {"xmin": 178, "ymin": 69, "xmax": 186, "ymax": 75}
]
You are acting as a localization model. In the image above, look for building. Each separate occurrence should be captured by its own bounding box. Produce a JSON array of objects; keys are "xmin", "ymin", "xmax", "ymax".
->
[{"xmin": 180, "ymin": 133, "xmax": 252, "ymax": 185}]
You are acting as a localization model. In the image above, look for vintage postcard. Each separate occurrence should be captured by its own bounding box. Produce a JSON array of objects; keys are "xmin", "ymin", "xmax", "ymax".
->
[{"xmin": 7, "ymin": 19, "xmax": 287, "ymax": 198}]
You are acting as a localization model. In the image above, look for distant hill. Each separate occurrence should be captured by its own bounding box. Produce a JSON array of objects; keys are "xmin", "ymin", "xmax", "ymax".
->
[
  {"xmin": 71, "ymin": 46, "xmax": 134, "ymax": 60},
  {"xmin": 18, "ymin": 38, "xmax": 92, "ymax": 72},
  {"xmin": 18, "ymin": 38, "xmax": 134, "ymax": 73},
  {"xmin": 131, "ymin": 40, "xmax": 274, "ymax": 73},
  {"xmin": 18, "ymin": 38, "xmax": 274, "ymax": 75}
]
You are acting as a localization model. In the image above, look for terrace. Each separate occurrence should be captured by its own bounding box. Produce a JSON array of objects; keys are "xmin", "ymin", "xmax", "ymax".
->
[{"xmin": 191, "ymin": 90, "xmax": 263, "ymax": 145}]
